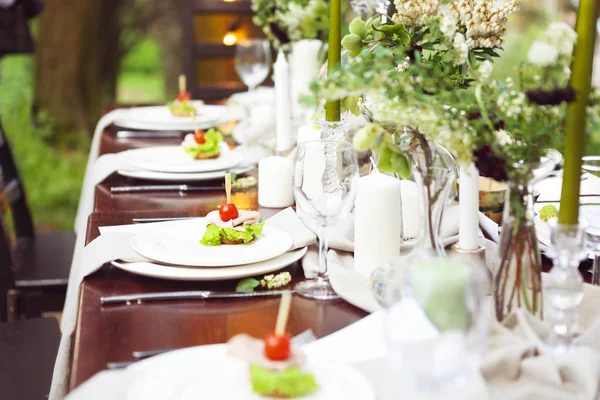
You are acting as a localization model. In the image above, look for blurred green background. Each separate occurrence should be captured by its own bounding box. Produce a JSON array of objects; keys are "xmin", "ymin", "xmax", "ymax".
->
[{"xmin": 0, "ymin": 3, "xmax": 598, "ymax": 231}]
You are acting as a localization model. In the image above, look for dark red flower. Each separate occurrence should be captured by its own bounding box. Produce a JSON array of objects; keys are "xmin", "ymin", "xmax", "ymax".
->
[
  {"xmin": 526, "ymin": 87, "xmax": 576, "ymax": 106},
  {"xmin": 269, "ymin": 22, "xmax": 290, "ymax": 45},
  {"xmin": 474, "ymin": 144, "xmax": 508, "ymax": 182}
]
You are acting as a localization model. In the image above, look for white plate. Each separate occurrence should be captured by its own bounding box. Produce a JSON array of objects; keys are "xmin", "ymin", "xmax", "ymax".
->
[
  {"xmin": 126, "ymin": 344, "xmax": 375, "ymax": 400},
  {"xmin": 117, "ymin": 164, "xmax": 255, "ymax": 182},
  {"xmin": 126, "ymin": 145, "xmax": 244, "ymax": 173},
  {"xmin": 114, "ymin": 105, "xmax": 240, "ymax": 131},
  {"xmin": 131, "ymin": 219, "xmax": 293, "ymax": 267},
  {"xmin": 111, "ymin": 247, "xmax": 307, "ymax": 281}
]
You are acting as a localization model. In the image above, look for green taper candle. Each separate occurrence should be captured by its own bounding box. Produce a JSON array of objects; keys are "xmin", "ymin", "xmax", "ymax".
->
[
  {"xmin": 325, "ymin": 0, "xmax": 341, "ymax": 122},
  {"xmin": 559, "ymin": 0, "xmax": 599, "ymax": 225}
]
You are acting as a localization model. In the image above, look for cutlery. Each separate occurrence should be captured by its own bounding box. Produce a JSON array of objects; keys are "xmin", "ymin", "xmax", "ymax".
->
[
  {"xmin": 116, "ymin": 130, "xmax": 184, "ymax": 139},
  {"xmin": 106, "ymin": 329, "xmax": 317, "ymax": 370},
  {"xmin": 131, "ymin": 217, "xmax": 198, "ymax": 223},
  {"xmin": 111, "ymin": 184, "xmax": 221, "ymax": 193},
  {"xmin": 100, "ymin": 290, "xmax": 295, "ymax": 305}
]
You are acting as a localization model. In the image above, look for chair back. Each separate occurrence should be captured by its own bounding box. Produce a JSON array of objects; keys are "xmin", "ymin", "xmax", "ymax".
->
[
  {"xmin": 0, "ymin": 217, "xmax": 15, "ymax": 322},
  {"xmin": 0, "ymin": 120, "xmax": 35, "ymax": 238}
]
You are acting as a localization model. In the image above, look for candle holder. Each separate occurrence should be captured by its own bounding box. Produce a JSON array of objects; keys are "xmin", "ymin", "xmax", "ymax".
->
[
  {"xmin": 317, "ymin": 118, "xmax": 348, "ymax": 141},
  {"xmin": 545, "ymin": 219, "xmax": 588, "ymax": 354}
]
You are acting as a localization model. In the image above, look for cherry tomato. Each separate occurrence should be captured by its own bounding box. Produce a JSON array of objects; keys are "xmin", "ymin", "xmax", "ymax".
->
[
  {"xmin": 219, "ymin": 203, "xmax": 239, "ymax": 222},
  {"xmin": 177, "ymin": 91, "xmax": 191, "ymax": 101},
  {"xmin": 264, "ymin": 332, "xmax": 291, "ymax": 361},
  {"xmin": 194, "ymin": 129, "xmax": 206, "ymax": 144}
]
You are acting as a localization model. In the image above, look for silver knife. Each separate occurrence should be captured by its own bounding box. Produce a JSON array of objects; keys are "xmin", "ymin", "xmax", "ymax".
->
[
  {"xmin": 116, "ymin": 130, "xmax": 184, "ymax": 138},
  {"xmin": 100, "ymin": 290, "xmax": 294, "ymax": 305},
  {"xmin": 111, "ymin": 185, "xmax": 221, "ymax": 193}
]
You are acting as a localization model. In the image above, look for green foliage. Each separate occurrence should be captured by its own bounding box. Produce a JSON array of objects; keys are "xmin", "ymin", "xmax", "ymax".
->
[
  {"xmin": 120, "ymin": 38, "xmax": 163, "ymax": 74},
  {"xmin": 0, "ymin": 56, "xmax": 87, "ymax": 231},
  {"xmin": 117, "ymin": 37, "xmax": 165, "ymax": 103},
  {"xmin": 236, "ymin": 278, "xmax": 260, "ymax": 292}
]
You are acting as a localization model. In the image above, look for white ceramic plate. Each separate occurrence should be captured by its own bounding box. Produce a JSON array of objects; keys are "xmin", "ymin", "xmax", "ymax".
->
[
  {"xmin": 117, "ymin": 164, "xmax": 255, "ymax": 182},
  {"xmin": 111, "ymin": 247, "xmax": 307, "ymax": 281},
  {"xmin": 126, "ymin": 344, "xmax": 375, "ymax": 400},
  {"xmin": 131, "ymin": 218, "xmax": 293, "ymax": 267},
  {"xmin": 125, "ymin": 145, "xmax": 244, "ymax": 173},
  {"xmin": 113, "ymin": 104, "xmax": 239, "ymax": 131}
]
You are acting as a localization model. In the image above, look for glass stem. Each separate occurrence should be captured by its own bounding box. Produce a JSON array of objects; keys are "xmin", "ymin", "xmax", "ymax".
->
[
  {"xmin": 317, "ymin": 224, "xmax": 329, "ymax": 281},
  {"xmin": 593, "ymin": 253, "xmax": 600, "ymax": 286}
]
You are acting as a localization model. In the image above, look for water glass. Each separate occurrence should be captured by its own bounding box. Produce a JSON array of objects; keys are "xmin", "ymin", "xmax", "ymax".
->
[
  {"xmin": 234, "ymin": 39, "xmax": 271, "ymax": 93},
  {"xmin": 292, "ymin": 140, "xmax": 359, "ymax": 300}
]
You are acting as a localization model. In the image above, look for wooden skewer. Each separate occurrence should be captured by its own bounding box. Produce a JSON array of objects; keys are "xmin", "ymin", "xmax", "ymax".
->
[
  {"xmin": 179, "ymin": 74, "xmax": 186, "ymax": 93},
  {"xmin": 225, "ymin": 173, "xmax": 232, "ymax": 204},
  {"xmin": 275, "ymin": 292, "xmax": 292, "ymax": 336}
]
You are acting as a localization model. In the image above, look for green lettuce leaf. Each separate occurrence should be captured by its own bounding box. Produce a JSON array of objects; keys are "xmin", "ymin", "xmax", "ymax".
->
[
  {"xmin": 200, "ymin": 221, "xmax": 265, "ymax": 246},
  {"xmin": 250, "ymin": 365, "xmax": 319, "ymax": 398},
  {"xmin": 183, "ymin": 128, "xmax": 223, "ymax": 159},
  {"xmin": 168, "ymin": 99, "xmax": 196, "ymax": 116}
]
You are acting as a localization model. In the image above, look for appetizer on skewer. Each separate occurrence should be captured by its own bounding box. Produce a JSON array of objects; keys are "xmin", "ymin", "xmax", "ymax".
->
[
  {"xmin": 168, "ymin": 74, "xmax": 199, "ymax": 117},
  {"xmin": 181, "ymin": 127, "xmax": 223, "ymax": 159},
  {"xmin": 200, "ymin": 173, "xmax": 265, "ymax": 245},
  {"xmin": 228, "ymin": 293, "xmax": 319, "ymax": 398}
]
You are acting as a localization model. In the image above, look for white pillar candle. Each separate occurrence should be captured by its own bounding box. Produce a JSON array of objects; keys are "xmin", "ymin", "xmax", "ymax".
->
[
  {"xmin": 355, "ymin": 172, "xmax": 403, "ymax": 277},
  {"xmin": 274, "ymin": 50, "xmax": 292, "ymax": 153},
  {"xmin": 289, "ymin": 39, "xmax": 324, "ymax": 121},
  {"xmin": 458, "ymin": 163, "xmax": 480, "ymax": 250},
  {"xmin": 296, "ymin": 123, "xmax": 321, "ymax": 143},
  {"xmin": 400, "ymin": 180, "xmax": 420, "ymax": 239},
  {"xmin": 259, "ymin": 156, "xmax": 295, "ymax": 208}
]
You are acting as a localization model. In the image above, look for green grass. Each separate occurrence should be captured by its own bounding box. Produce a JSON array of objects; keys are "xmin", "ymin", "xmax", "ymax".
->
[
  {"xmin": 117, "ymin": 38, "xmax": 166, "ymax": 103},
  {"xmin": 0, "ymin": 55, "xmax": 88, "ymax": 232}
]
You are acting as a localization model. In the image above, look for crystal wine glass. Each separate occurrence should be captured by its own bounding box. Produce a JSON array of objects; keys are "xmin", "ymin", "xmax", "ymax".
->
[
  {"xmin": 293, "ymin": 140, "xmax": 359, "ymax": 300},
  {"xmin": 582, "ymin": 156, "xmax": 600, "ymax": 284},
  {"xmin": 234, "ymin": 39, "xmax": 271, "ymax": 94}
]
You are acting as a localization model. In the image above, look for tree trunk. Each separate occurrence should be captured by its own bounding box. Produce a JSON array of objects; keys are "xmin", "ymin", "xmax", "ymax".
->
[{"xmin": 34, "ymin": 0, "xmax": 123, "ymax": 140}]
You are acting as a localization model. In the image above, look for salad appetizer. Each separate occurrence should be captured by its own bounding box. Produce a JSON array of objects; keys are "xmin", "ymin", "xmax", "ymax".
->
[
  {"xmin": 181, "ymin": 128, "xmax": 223, "ymax": 159},
  {"xmin": 228, "ymin": 293, "xmax": 319, "ymax": 398},
  {"xmin": 168, "ymin": 74, "xmax": 199, "ymax": 117},
  {"xmin": 201, "ymin": 173, "xmax": 265, "ymax": 245}
]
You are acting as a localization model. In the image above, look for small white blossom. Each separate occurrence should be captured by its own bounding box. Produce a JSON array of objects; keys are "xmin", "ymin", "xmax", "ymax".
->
[
  {"xmin": 393, "ymin": 0, "xmax": 440, "ymax": 26},
  {"xmin": 527, "ymin": 41, "xmax": 559, "ymax": 66},
  {"xmin": 478, "ymin": 60, "xmax": 493, "ymax": 81},
  {"xmin": 439, "ymin": 12, "xmax": 458, "ymax": 38},
  {"xmin": 453, "ymin": 33, "xmax": 469, "ymax": 65},
  {"xmin": 544, "ymin": 22, "xmax": 577, "ymax": 56},
  {"xmin": 260, "ymin": 272, "xmax": 292, "ymax": 289},
  {"xmin": 495, "ymin": 129, "xmax": 513, "ymax": 146},
  {"xmin": 397, "ymin": 56, "xmax": 411, "ymax": 72}
]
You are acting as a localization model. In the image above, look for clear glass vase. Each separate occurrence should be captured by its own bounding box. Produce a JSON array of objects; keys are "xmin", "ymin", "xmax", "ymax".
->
[
  {"xmin": 493, "ymin": 150, "xmax": 562, "ymax": 322},
  {"xmin": 372, "ymin": 137, "xmax": 457, "ymax": 306},
  {"xmin": 494, "ymin": 180, "xmax": 543, "ymax": 321}
]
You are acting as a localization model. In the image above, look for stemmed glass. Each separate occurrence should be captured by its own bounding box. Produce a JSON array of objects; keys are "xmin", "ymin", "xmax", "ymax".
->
[
  {"xmin": 293, "ymin": 140, "xmax": 359, "ymax": 300},
  {"xmin": 234, "ymin": 39, "xmax": 271, "ymax": 94},
  {"xmin": 582, "ymin": 156, "xmax": 600, "ymax": 284}
]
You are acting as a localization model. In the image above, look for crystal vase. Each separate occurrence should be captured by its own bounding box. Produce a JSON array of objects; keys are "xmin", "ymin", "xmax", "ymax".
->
[{"xmin": 493, "ymin": 150, "xmax": 561, "ymax": 322}]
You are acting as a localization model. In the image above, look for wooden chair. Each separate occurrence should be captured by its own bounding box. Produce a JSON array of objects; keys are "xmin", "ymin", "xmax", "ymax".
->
[{"xmin": 0, "ymin": 119, "xmax": 75, "ymax": 320}]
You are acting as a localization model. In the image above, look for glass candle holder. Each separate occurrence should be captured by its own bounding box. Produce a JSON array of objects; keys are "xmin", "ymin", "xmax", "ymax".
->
[{"xmin": 545, "ymin": 219, "xmax": 588, "ymax": 354}]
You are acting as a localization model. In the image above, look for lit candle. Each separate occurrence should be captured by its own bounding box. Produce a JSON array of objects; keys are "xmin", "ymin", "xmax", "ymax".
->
[
  {"xmin": 274, "ymin": 50, "xmax": 292, "ymax": 152},
  {"xmin": 559, "ymin": 0, "xmax": 599, "ymax": 225},
  {"xmin": 458, "ymin": 163, "xmax": 479, "ymax": 250},
  {"xmin": 355, "ymin": 172, "xmax": 403, "ymax": 277},
  {"xmin": 258, "ymin": 156, "xmax": 295, "ymax": 208},
  {"xmin": 325, "ymin": 0, "xmax": 341, "ymax": 122}
]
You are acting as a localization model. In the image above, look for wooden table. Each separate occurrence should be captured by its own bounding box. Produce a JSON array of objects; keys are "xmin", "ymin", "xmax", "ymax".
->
[{"xmin": 68, "ymin": 125, "xmax": 368, "ymax": 391}]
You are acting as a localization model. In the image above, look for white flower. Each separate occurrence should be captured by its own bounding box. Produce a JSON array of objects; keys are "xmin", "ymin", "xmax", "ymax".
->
[
  {"xmin": 495, "ymin": 129, "xmax": 512, "ymax": 146},
  {"xmin": 527, "ymin": 41, "xmax": 559, "ymax": 66},
  {"xmin": 396, "ymin": 56, "xmax": 411, "ymax": 72},
  {"xmin": 453, "ymin": 33, "xmax": 469, "ymax": 65},
  {"xmin": 544, "ymin": 22, "xmax": 577, "ymax": 56},
  {"xmin": 478, "ymin": 60, "xmax": 493, "ymax": 81},
  {"xmin": 439, "ymin": 12, "xmax": 457, "ymax": 38}
]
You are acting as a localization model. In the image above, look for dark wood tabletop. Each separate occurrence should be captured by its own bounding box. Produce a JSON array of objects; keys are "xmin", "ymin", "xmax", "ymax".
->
[{"xmin": 69, "ymin": 124, "xmax": 368, "ymax": 391}]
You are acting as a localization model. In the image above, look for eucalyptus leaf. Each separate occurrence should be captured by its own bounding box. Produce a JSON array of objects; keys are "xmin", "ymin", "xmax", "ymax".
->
[{"xmin": 236, "ymin": 278, "xmax": 260, "ymax": 293}]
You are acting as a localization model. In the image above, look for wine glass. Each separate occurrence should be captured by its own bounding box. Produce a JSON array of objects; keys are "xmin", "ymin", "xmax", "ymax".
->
[
  {"xmin": 582, "ymin": 156, "xmax": 600, "ymax": 284},
  {"xmin": 234, "ymin": 39, "xmax": 271, "ymax": 94},
  {"xmin": 293, "ymin": 140, "xmax": 359, "ymax": 300}
]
